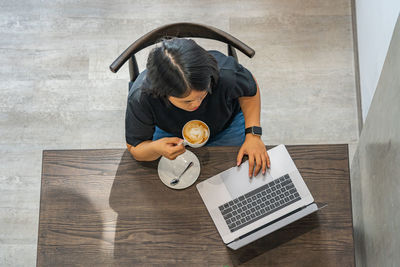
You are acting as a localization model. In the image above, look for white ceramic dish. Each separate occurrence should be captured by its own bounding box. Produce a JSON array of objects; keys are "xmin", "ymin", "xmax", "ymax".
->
[{"xmin": 157, "ymin": 150, "xmax": 201, "ymax": 190}]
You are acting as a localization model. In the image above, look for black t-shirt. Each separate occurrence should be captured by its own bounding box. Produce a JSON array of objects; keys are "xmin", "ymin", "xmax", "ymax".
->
[{"xmin": 125, "ymin": 50, "xmax": 257, "ymax": 147}]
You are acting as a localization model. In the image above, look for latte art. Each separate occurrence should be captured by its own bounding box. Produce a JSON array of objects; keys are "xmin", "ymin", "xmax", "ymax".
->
[{"xmin": 183, "ymin": 120, "xmax": 209, "ymax": 145}]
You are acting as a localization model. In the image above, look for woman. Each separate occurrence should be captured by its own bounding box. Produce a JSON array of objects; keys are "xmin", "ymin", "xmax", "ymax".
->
[{"xmin": 125, "ymin": 38, "xmax": 269, "ymax": 177}]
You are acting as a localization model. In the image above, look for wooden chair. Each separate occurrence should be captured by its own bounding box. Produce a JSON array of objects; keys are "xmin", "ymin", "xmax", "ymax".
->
[{"xmin": 109, "ymin": 22, "xmax": 255, "ymax": 85}]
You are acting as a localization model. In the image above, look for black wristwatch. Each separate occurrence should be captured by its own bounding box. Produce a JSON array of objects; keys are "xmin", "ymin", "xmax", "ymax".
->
[{"xmin": 245, "ymin": 126, "xmax": 262, "ymax": 136}]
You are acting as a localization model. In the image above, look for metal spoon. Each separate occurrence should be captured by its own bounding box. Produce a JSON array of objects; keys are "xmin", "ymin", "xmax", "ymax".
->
[{"xmin": 170, "ymin": 161, "xmax": 194, "ymax": 186}]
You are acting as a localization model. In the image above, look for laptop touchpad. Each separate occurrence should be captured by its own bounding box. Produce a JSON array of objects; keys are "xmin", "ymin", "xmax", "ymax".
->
[{"xmin": 221, "ymin": 161, "xmax": 273, "ymax": 199}]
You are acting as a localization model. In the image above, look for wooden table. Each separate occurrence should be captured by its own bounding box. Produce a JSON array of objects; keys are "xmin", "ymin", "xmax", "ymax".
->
[{"xmin": 37, "ymin": 145, "xmax": 354, "ymax": 266}]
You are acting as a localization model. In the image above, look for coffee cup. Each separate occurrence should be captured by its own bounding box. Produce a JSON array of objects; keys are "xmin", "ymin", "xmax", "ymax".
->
[{"xmin": 182, "ymin": 120, "xmax": 210, "ymax": 148}]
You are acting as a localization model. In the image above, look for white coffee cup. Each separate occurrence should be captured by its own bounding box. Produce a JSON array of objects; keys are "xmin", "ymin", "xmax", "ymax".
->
[{"xmin": 182, "ymin": 120, "xmax": 210, "ymax": 148}]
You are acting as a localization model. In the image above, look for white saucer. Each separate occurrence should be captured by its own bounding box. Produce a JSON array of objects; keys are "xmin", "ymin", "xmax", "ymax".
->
[{"xmin": 157, "ymin": 150, "xmax": 201, "ymax": 190}]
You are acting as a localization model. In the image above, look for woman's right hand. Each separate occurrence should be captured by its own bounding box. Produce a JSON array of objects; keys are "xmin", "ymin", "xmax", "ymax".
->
[{"xmin": 154, "ymin": 137, "xmax": 186, "ymax": 160}]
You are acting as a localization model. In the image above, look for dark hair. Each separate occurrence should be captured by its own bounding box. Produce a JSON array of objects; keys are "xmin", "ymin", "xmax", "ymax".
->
[{"xmin": 145, "ymin": 38, "xmax": 219, "ymax": 99}]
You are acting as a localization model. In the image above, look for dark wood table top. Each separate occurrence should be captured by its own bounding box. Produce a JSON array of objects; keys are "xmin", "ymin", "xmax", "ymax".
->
[{"xmin": 37, "ymin": 145, "xmax": 354, "ymax": 266}]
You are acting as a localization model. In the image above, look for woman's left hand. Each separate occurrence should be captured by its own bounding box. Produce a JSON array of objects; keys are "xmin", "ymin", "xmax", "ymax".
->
[{"xmin": 237, "ymin": 135, "xmax": 270, "ymax": 177}]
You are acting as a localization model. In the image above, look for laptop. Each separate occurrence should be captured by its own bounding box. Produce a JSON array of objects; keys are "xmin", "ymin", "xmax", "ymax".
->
[{"xmin": 196, "ymin": 144, "xmax": 320, "ymax": 250}]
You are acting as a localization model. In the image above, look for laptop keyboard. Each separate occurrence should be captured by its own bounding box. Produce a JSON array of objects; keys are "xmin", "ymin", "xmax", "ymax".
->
[{"xmin": 218, "ymin": 174, "xmax": 301, "ymax": 232}]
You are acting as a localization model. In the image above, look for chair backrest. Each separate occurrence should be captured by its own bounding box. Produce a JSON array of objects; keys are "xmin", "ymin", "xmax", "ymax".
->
[{"xmin": 109, "ymin": 22, "xmax": 255, "ymax": 82}]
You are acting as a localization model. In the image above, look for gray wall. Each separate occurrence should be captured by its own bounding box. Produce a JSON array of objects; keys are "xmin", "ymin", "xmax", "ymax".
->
[
  {"xmin": 351, "ymin": 15, "xmax": 400, "ymax": 266},
  {"xmin": 355, "ymin": 0, "xmax": 400, "ymax": 121}
]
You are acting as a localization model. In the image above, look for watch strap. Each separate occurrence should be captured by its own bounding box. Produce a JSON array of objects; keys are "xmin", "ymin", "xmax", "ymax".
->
[{"xmin": 245, "ymin": 126, "xmax": 262, "ymax": 136}]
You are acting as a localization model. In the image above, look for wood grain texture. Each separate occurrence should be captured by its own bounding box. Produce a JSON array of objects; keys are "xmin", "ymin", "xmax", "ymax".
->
[{"xmin": 37, "ymin": 145, "xmax": 354, "ymax": 266}]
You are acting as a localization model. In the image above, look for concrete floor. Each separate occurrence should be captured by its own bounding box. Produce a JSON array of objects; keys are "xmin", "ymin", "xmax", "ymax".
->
[{"xmin": 0, "ymin": 0, "xmax": 359, "ymax": 265}]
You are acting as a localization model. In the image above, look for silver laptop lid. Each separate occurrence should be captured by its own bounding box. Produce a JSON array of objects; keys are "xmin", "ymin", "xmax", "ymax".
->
[{"xmin": 197, "ymin": 144, "xmax": 314, "ymax": 244}]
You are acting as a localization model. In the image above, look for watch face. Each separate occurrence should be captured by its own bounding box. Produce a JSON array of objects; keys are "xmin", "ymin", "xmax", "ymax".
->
[{"xmin": 253, "ymin": 126, "xmax": 262, "ymax": 135}]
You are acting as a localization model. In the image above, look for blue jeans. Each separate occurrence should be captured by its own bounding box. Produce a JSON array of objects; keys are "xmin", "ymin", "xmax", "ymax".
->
[{"xmin": 152, "ymin": 111, "xmax": 245, "ymax": 146}]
